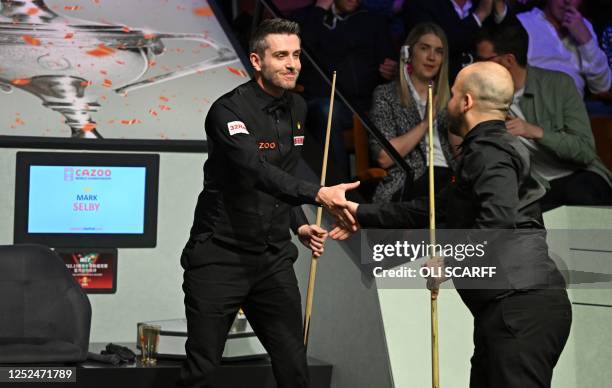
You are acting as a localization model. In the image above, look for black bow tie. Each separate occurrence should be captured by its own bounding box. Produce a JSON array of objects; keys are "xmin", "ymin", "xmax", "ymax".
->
[{"xmin": 264, "ymin": 94, "xmax": 290, "ymax": 114}]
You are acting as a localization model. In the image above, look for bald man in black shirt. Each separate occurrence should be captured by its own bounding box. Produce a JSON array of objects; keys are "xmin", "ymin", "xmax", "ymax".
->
[{"xmin": 332, "ymin": 62, "xmax": 572, "ymax": 388}]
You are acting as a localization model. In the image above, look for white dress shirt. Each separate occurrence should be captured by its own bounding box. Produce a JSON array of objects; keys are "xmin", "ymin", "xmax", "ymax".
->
[{"xmin": 517, "ymin": 8, "xmax": 612, "ymax": 96}]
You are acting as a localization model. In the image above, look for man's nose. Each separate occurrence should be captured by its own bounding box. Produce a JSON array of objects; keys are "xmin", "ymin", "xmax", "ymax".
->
[{"xmin": 286, "ymin": 57, "xmax": 297, "ymax": 69}]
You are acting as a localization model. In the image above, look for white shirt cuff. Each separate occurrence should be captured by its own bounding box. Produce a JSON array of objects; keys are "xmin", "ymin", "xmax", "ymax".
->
[{"xmin": 577, "ymin": 36, "xmax": 601, "ymax": 60}]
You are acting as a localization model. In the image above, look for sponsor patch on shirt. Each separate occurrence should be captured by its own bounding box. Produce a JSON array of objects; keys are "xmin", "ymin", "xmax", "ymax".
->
[
  {"xmin": 227, "ymin": 121, "xmax": 249, "ymax": 136},
  {"xmin": 259, "ymin": 141, "xmax": 276, "ymax": 150},
  {"xmin": 293, "ymin": 135, "xmax": 304, "ymax": 146}
]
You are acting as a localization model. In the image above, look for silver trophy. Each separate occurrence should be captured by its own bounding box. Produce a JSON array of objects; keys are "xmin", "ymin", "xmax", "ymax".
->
[{"xmin": 0, "ymin": 0, "xmax": 238, "ymax": 138}]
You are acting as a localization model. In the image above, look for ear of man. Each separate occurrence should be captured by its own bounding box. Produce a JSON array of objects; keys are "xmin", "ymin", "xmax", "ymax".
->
[
  {"xmin": 463, "ymin": 92, "xmax": 475, "ymax": 113},
  {"xmin": 250, "ymin": 52, "xmax": 262, "ymax": 72}
]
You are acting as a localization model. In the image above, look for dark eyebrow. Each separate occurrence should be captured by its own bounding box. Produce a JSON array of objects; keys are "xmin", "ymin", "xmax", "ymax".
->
[
  {"xmin": 271, "ymin": 49, "xmax": 301, "ymax": 56},
  {"xmin": 419, "ymin": 42, "xmax": 443, "ymax": 50}
]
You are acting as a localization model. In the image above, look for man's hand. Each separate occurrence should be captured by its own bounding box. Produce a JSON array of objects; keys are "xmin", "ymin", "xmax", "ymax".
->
[
  {"xmin": 474, "ymin": 0, "xmax": 493, "ymax": 23},
  {"xmin": 379, "ymin": 58, "xmax": 398, "ymax": 81},
  {"xmin": 563, "ymin": 6, "xmax": 591, "ymax": 45},
  {"xmin": 297, "ymin": 224, "xmax": 328, "ymax": 257},
  {"xmin": 316, "ymin": 181, "xmax": 360, "ymax": 231},
  {"xmin": 329, "ymin": 200, "xmax": 360, "ymax": 240},
  {"xmin": 505, "ymin": 118, "xmax": 543, "ymax": 139},
  {"xmin": 422, "ymin": 256, "xmax": 447, "ymax": 300}
]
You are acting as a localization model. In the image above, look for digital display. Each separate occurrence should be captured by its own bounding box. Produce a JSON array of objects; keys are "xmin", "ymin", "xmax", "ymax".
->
[
  {"xmin": 14, "ymin": 152, "xmax": 159, "ymax": 248},
  {"xmin": 56, "ymin": 249, "xmax": 118, "ymax": 294},
  {"xmin": 28, "ymin": 166, "xmax": 146, "ymax": 234}
]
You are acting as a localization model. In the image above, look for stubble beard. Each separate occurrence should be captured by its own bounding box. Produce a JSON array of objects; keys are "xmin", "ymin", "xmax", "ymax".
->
[
  {"xmin": 447, "ymin": 109, "xmax": 463, "ymax": 137},
  {"xmin": 262, "ymin": 66, "xmax": 298, "ymax": 92}
]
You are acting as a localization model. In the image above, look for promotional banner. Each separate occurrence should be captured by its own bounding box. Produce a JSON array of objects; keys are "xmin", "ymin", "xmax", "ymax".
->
[{"xmin": 0, "ymin": 0, "xmax": 248, "ymax": 148}]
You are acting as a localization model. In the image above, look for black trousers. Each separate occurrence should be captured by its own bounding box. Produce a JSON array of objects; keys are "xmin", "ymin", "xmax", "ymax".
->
[
  {"xmin": 541, "ymin": 170, "xmax": 612, "ymax": 212},
  {"xmin": 469, "ymin": 289, "xmax": 572, "ymax": 388},
  {"xmin": 178, "ymin": 236, "xmax": 308, "ymax": 388}
]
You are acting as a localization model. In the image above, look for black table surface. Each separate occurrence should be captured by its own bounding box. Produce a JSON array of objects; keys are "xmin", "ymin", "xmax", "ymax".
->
[{"xmin": 84, "ymin": 342, "xmax": 331, "ymax": 368}]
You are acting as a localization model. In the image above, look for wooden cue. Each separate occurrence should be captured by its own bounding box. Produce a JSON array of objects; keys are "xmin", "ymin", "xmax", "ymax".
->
[
  {"xmin": 428, "ymin": 81, "xmax": 440, "ymax": 388},
  {"xmin": 304, "ymin": 71, "xmax": 337, "ymax": 346}
]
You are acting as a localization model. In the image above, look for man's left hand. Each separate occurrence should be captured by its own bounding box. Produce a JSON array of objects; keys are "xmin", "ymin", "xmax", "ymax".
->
[
  {"xmin": 505, "ymin": 118, "xmax": 543, "ymax": 139},
  {"xmin": 298, "ymin": 224, "xmax": 329, "ymax": 257}
]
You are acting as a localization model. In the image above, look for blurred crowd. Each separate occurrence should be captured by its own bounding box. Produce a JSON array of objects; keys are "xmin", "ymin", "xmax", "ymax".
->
[{"xmin": 224, "ymin": 0, "xmax": 612, "ymax": 211}]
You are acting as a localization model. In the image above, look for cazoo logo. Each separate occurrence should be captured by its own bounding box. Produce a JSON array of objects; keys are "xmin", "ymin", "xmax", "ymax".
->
[{"xmin": 65, "ymin": 168, "xmax": 112, "ymax": 180}]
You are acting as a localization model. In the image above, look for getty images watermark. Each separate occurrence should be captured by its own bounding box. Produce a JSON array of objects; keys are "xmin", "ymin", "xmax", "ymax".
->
[
  {"xmin": 371, "ymin": 239, "xmax": 496, "ymax": 279},
  {"xmin": 359, "ymin": 229, "xmax": 612, "ymax": 290}
]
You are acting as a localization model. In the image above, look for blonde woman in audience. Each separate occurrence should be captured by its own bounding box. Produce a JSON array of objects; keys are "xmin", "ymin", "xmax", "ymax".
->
[{"xmin": 370, "ymin": 22, "xmax": 461, "ymax": 203}]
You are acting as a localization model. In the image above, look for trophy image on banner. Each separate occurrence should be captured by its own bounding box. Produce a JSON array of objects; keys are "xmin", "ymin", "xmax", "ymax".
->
[{"xmin": 0, "ymin": 0, "xmax": 238, "ymax": 138}]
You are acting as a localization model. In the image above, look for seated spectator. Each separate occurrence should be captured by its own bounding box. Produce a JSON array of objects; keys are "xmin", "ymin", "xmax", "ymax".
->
[
  {"xmin": 369, "ymin": 23, "xmax": 461, "ymax": 203},
  {"xmin": 403, "ymin": 0, "xmax": 510, "ymax": 82},
  {"xmin": 516, "ymin": 0, "xmax": 612, "ymax": 96},
  {"xmin": 361, "ymin": 0, "xmax": 407, "ymax": 49},
  {"xmin": 475, "ymin": 24, "xmax": 612, "ymax": 211},
  {"xmin": 294, "ymin": 0, "xmax": 397, "ymax": 179}
]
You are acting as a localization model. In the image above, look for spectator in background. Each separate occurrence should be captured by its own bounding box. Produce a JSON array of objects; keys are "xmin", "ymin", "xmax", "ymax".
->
[
  {"xmin": 516, "ymin": 0, "xmax": 612, "ymax": 96},
  {"xmin": 403, "ymin": 0, "xmax": 510, "ymax": 83},
  {"xmin": 475, "ymin": 24, "xmax": 612, "ymax": 210},
  {"xmin": 294, "ymin": 0, "xmax": 397, "ymax": 179},
  {"xmin": 369, "ymin": 23, "xmax": 461, "ymax": 203},
  {"xmin": 361, "ymin": 0, "xmax": 406, "ymax": 49}
]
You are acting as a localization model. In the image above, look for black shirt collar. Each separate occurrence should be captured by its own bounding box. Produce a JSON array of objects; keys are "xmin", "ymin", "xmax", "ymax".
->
[
  {"xmin": 462, "ymin": 120, "xmax": 506, "ymax": 148},
  {"xmin": 248, "ymin": 80, "xmax": 291, "ymax": 114}
]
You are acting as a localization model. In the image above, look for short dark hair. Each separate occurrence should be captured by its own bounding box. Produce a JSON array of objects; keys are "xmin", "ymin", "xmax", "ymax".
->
[
  {"xmin": 476, "ymin": 24, "xmax": 529, "ymax": 67},
  {"xmin": 249, "ymin": 18, "xmax": 300, "ymax": 56}
]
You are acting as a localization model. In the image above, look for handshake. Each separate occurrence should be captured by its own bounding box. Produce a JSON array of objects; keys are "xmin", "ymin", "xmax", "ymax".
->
[
  {"xmin": 296, "ymin": 181, "xmax": 362, "ymax": 258},
  {"xmin": 297, "ymin": 181, "xmax": 359, "ymax": 257},
  {"xmin": 296, "ymin": 181, "xmax": 361, "ymax": 258},
  {"xmin": 314, "ymin": 181, "xmax": 362, "ymax": 241}
]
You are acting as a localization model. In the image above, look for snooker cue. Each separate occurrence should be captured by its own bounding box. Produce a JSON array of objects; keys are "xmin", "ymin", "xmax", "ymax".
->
[
  {"xmin": 428, "ymin": 81, "xmax": 440, "ymax": 388},
  {"xmin": 304, "ymin": 71, "xmax": 337, "ymax": 346}
]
